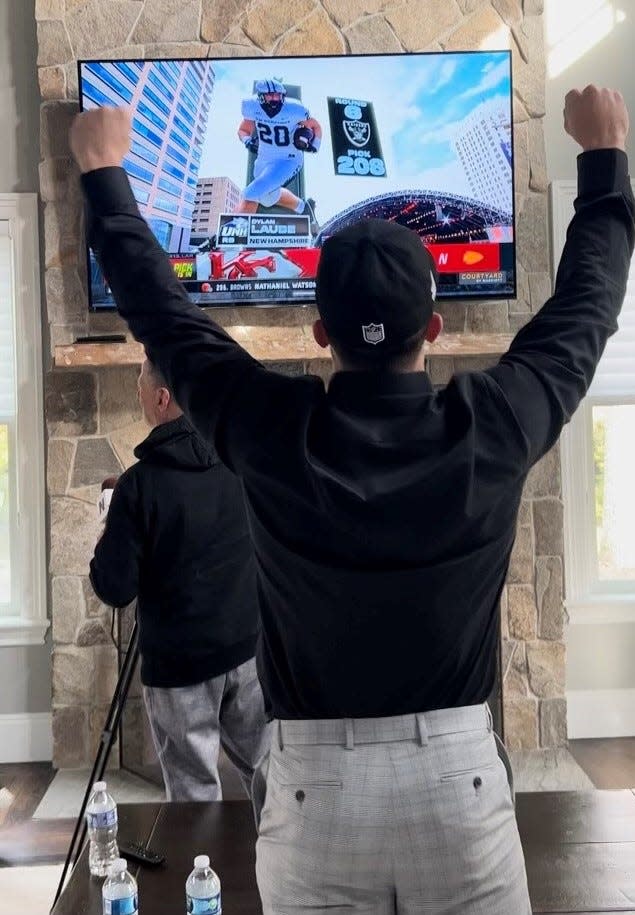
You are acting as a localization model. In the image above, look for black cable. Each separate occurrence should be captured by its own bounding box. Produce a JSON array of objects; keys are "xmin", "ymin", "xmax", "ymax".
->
[{"xmin": 51, "ymin": 616, "xmax": 140, "ymax": 911}]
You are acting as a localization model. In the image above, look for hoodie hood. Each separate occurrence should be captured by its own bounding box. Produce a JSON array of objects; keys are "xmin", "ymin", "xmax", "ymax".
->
[{"xmin": 134, "ymin": 415, "xmax": 218, "ymax": 471}]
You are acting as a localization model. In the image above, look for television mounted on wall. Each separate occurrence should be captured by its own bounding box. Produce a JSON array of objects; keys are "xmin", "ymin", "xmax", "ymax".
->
[{"xmin": 78, "ymin": 50, "xmax": 515, "ymax": 310}]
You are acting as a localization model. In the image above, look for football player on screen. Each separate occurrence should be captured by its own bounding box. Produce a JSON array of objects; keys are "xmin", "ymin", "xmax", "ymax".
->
[{"xmin": 237, "ymin": 79, "xmax": 322, "ymax": 235}]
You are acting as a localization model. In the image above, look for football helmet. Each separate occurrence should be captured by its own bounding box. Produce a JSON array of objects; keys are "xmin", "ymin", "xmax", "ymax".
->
[{"xmin": 255, "ymin": 78, "xmax": 286, "ymax": 117}]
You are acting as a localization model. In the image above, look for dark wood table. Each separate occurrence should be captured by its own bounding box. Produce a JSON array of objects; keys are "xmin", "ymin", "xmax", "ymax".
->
[
  {"xmin": 50, "ymin": 791, "xmax": 635, "ymax": 914},
  {"xmin": 517, "ymin": 789, "xmax": 635, "ymax": 914},
  {"xmin": 51, "ymin": 801, "xmax": 258, "ymax": 914}
]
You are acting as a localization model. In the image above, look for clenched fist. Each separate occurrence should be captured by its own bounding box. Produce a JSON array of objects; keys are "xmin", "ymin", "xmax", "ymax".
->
[
  {"xmin": 69, "ymin": 106, "xmax": 132, "ymax": 174},
  {"xmin": 564, "ymin": 85, "xmax": 629, "ymax": 152}
]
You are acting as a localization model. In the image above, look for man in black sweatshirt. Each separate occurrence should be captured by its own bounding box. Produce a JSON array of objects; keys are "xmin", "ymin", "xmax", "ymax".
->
[
  {"xmin": 73, "ymin": 87, "xmax": 633, "ymax": 913},
  {"xmin": 90, "ymin": 357, "xmax": 270, "ymax": 803}
]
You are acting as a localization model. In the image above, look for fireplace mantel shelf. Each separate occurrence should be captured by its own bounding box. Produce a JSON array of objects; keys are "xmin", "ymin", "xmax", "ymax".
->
[{"xmin": 54, "ymin": 332, "xmax": 514, "ymax": 368}]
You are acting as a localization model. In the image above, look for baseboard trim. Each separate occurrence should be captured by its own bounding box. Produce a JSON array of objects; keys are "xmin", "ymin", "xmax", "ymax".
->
[
  {"xmin": 0, "ymin": 712, "xmax": 52, "ymax": 762},
  {"xmin": 567, "ymin": 688, "xmax": 635, "ymax": 738}
]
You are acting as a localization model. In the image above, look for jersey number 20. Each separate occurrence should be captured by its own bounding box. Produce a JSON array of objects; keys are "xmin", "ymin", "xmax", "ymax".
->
[{"xmin": 257, "ymin": 124, "xmax": 291, "ymax": 147}]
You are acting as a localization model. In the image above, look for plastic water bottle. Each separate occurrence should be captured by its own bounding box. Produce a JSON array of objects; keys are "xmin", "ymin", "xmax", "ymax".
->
[
  {"xmin": 86, "ymin": 780, "xmax": 119, "ymax": 877},
  {"xmin": 186, "ymin": 855, "xmax": 221, "ymax": 914},
  {"xmin": 102, "ymin": 858, "xmax": 138, "ymax": 915}
]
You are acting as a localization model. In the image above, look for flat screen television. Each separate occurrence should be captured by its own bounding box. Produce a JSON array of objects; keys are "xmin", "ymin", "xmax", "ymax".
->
[{"xmin": 79, "ymin": 50, "xmax": 515, "ymax": 310}]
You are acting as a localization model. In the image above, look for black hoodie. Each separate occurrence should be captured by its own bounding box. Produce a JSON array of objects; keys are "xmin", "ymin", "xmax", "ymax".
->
[{"xmin": 90, "ymin": 415, "xmax": 257, "ymax": 687}]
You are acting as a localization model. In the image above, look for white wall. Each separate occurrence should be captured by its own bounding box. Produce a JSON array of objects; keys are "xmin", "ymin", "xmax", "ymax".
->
[
  {"xmin": 0, "ymin": 0, "xmax": 40, "ymax": 192},
  {"xmin": 567, "ymin": 623, "xmax": 635, "ymax": 690},
  {"xmin": 544, "ymin": 1, "xmax": 635, "ymax": 179},
  {"xmin": 0, "ymin": 0, "xmax": 51, "ymax": 720},
  {"xmin": 543, "ymin": 0, "xmax": 635, "ymax": 732}
]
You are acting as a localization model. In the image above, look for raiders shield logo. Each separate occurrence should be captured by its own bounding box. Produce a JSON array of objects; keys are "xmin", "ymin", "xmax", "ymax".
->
[
  {"xmin": 343, "ymin": 119, "xmax": 370, "ymax": 147},
  {"xmin": 362, "ymin": 323, "xmax": 385, "ymax": 345}
]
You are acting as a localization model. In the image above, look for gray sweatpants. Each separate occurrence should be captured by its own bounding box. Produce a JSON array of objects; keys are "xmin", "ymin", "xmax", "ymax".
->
[
  {"xmin": 143, "ymin": 657, "xmax": 272, "ymax": 803},
  {"xmin": 256, "ymin": 704, "xmax": 531, "ymax": 914}
]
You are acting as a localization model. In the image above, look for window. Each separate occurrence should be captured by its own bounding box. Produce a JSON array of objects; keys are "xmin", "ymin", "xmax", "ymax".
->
[
  {"xmin": 176, "ymin": 103, "xmax": 195, "ymax": 128},
  {"xmin": 148, "ymin": 69, "xmax": 174, "ymax": 103},
  {"xmin": 131, "ymin": 185, "xmax": 150, "ymax": 205},
  {"xmin": 0, "ymin": 196, "xmax": 46, "ymax": 645},
  {"xmin": 142, "ymin": 85, "xmax": 171, "ymax": 119},
  {"xmin": 179, "ymin": 91, "xmax": 197, "ymax": 117},
  {"xmin": 130, "ymin": 140, "xmax": 159, "ymax": 167},
  {"xmin": 156, "ymin": 62, "xmax": 178, "ymax": 92},
  {"xmin": 593, "ymin": 404, "xmax": 635, "ymax": 582},
  {"xmin": 162, "ymin": 161, "xmax": 185, "ymax": 182},
  {"xmin": 85, "ymin": 63, "xmax": 133, "ymax": 104},
  {"xmin": 113, "ymin": 61, "xmax": 141, "ymax": 87},
  {"xmin": 169, "ymin": 130, "xmax": 189, "ymax": 153},
  {"xmin": 554, "ymin": 179, "xmax": 635, "ymax": 623},
  {"xmin": 122, "ymin": 157, "xmax": 154, "ymax": 185},
  {"xmin": 158, "ymin": 177, "xmax": 182, "ymax": 198},
  {"xmin": 148, "ymin": 218, "xmax": 172, "ymax": 249},
  {"xmin": 154, "ymin": 196, "xmax": 179, "ymax": 215},
  {"xmin": 132, "ymin": 118, "xmax": 163, "ymax": 149},
  {"xmin": 171, "ymin": 118, "xmax": 192, "ymax": 148},
  {"xmin": 166, "ymin": 144, "xmax": 187, "ymax": 167},
  {"xmin": 81, "ymin": 78, "xmax": 113, "ymax": 109},
  {"xmin": 137, "ymin": 100, "xmax": 167, "ymax": 132},
  {"xmin": 185, "ymin": 71, "xmax": 201, "ymax": 93}
]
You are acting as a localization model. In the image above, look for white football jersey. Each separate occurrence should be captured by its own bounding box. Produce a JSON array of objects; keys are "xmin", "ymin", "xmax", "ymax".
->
[{"xmin": 241, "ymin": 97, "xmax": 310, "ymax": 163}]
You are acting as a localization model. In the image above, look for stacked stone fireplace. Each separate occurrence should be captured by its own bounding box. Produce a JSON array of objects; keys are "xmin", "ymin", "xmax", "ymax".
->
[{"xmin": 37, "ymin": 0, "xmax": 565, "ymax": 768}]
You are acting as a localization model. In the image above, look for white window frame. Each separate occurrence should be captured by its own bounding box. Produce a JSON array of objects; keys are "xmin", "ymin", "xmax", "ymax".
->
[
  {"xmin": 0, "ymin": 194, "xmax": 47, "ymax": 646},
  {"xmin": 554, "ymin": 179, "xmax": 635, "ymax": 625}
]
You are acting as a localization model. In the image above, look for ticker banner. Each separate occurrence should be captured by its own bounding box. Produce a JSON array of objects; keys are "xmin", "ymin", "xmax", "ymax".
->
[{"xmin": 327, "ymin": 97, "xmax": 387, "ymax": 179}]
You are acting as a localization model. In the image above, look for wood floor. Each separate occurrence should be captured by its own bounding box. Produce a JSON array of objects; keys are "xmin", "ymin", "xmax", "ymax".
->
[
  {"xmin": 569, "ymin": 738, "xmax": 635, "ymax": 789},
  {"xmin": 0, "ymin": 762, "xmax": 55, "ymax": 826}
]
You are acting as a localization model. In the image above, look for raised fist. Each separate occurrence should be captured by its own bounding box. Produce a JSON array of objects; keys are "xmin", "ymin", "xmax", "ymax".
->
[
  {"xmin": 293, "ymin": 125, "xmax": 316, "ymax": 152},
  {"xmin": 70, "ymin": 106, "xmax": 132, "ymax": 174},
  {"xmin": 564, "ymin": 85, "xmax": 629, "ymax": 152}
]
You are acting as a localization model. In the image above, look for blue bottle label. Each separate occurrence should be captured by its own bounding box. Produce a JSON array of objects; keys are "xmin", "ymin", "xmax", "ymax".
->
[
  {"xmin": 88, "ymin": 808, "xmax": 117, "ymax": 830},
  {"xmin": 103, "ymin": 894, "xmax": 138, "ymax": 915},
  {"xmin": 186, "ymin": 893, "xmax": 222, "ymax": 914}
]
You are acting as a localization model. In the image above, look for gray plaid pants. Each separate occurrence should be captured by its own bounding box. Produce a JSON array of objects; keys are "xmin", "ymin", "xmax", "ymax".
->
[
  {"xmin": 256, "ymin": 704, "xmax": 531, "ymax": 914},
  {"xmin": 143, "ymin": 657, "xmax": 272, "ymax": 803}
]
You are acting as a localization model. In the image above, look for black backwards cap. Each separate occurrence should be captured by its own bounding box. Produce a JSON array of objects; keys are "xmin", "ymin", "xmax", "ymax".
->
[{"xmin": 315, "ymin": 218, "xmax": 437, "ymax": 355}]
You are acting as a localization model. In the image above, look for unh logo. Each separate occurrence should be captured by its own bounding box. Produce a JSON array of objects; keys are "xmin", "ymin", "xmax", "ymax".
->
[
  {"xmin": 219, "ymin": 216, "xmax": 249, "ymax": 243},
  {"xmin": 362, "ymin": 323, "xmax": 385, "ymax": 345},
  {"xmin": 343, "ymin": 119, "xmax": 370, "ymax": 147}
]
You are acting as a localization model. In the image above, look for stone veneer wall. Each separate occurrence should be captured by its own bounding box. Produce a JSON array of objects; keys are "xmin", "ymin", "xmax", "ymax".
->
[{"xmin": 36, "ymin": 0, "xmax": 564, "ymax": 766}]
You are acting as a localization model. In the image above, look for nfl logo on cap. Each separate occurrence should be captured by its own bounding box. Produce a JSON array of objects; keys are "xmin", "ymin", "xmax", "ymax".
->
[{"xmin": 362, "ymin": 323, "xmax": 385, "ymax": 345}]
